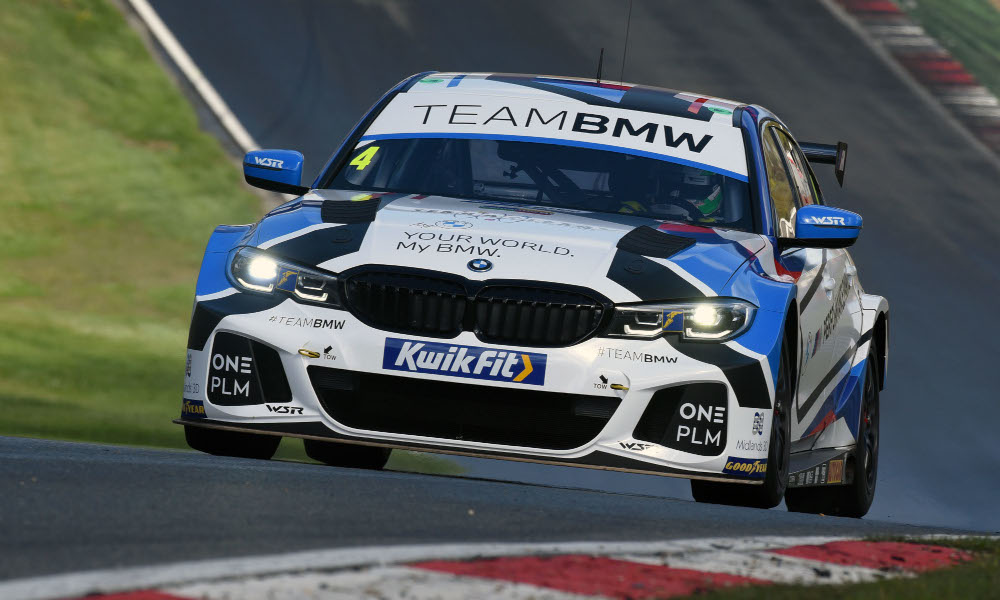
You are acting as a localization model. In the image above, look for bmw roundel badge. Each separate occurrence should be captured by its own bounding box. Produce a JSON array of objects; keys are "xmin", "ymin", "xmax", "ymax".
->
[{"xmin": 467, "ymin": 258, "xmax": 493, "ymax": 273}]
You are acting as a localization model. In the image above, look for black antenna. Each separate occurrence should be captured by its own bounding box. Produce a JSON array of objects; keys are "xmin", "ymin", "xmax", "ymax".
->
[
  {"xmin": 620, "ymin": 0, "xmax": 633, "ymax": 84},
  {"xmin": 596, "ymin": 47, "xmax": 605, "ymax": 83}
]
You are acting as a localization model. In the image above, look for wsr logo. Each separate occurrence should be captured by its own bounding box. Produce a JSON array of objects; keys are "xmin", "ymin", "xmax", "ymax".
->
[
  {"xmin": 253, "ymin": 156, "xmax": 284, "ymax": 169},
  {"xmin": 382, "ymin": 338, "xmax": 546, "ymax": 386},
  {"xmin": 803, "ymin": 215, "xmax": 847, "ymax": 226}
]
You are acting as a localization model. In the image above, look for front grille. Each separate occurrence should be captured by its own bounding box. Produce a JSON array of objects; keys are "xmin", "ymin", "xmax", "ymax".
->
[
  {"xmin": 309, "ymin": 366, "xmax": 619, "ymax": 450},
  {"xmin": 474, "ymin": 286, "xmax": 604, "ymax": 346},
  {"xmin": 342, "ymin": 269, "xmax": 607, "ymax": 347},
  {"xmin": 344, "ymin": 271, "xmax": 466, "ymax": 337}
]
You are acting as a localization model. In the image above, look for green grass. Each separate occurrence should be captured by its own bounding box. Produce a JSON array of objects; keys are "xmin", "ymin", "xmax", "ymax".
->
[
  {"xmin": 0, "ymin": 0, "xmax": 252, "ymax": 449},
  {"xmin": 690, "ymin": 537, "xmax": 1000, "ymax": 600},
  {"xmin": 0, "ymin": 0, "xmax": 461, "ymax": 475},
  {"xmin": 902, "ymin": 0, "xmax": 1000, "ymax": 98}
]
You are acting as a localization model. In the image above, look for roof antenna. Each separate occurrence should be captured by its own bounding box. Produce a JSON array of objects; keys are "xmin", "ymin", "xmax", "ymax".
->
[
  {"xmin": 596, "ymin": 47, "xmax": 605, "ymax": 83},
  {"xmin": 620, "ymin": 0, "xmax": 633, "ymax": 84}
]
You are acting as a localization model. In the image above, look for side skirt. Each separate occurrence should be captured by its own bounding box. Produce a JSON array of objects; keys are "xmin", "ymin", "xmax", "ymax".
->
[{"xmin": 787, "ymin": 446, "xmax": 855, "ymax": 488}]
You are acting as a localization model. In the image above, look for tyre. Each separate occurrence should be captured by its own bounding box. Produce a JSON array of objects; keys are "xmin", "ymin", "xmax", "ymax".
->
[
  {"xmin": 184, "ymin": 425, "xmax": 280, "ymax": 460},
  {"xmin": 785, "ymin": 349, "xmax": 879, "ymax": 518},
  {"xmin": 691, "ymin": 331, "xmax": 792, "ymax": 508},
  {"xmin": 303, "ymin": 438, "xmax": 391, "ymax": 470}
]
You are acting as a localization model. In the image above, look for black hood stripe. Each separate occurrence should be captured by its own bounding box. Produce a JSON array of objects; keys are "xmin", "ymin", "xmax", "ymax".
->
[
  {"xmin": 266, "ymin": 223, "xmax": 370, "ymax": 267},
  {"xmin": 671, "ymin": 341, "xmax": 772, "ymax": 409},
  {"xmin": 616, "ymin": 226, "xmax": 696, "ymax": 259},
  {"xmin": 606, "ymin": 250, "xmax": 705, "ymax": 301},
  {"xmin": 188, "ymin": 293, "xmax": 284, "ymax": 351}
]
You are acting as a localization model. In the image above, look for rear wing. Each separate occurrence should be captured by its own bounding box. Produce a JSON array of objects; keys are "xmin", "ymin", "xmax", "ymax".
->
[{"xmin": 799, "ymin": 141, "xmax": 848, "ymax": 187}]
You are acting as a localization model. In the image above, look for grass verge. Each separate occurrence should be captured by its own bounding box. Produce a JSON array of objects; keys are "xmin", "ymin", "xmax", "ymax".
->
[
  {"xmin": 902, "ymin": 0, "xmax": 1000, "ymax": 98},
  {"xmin": 692, "ymin": 537, "xmax": 1000, "ymax": 600},
  {"xmin": 0, "ymin": 0, "xmax": 460, "ymax": 475}
]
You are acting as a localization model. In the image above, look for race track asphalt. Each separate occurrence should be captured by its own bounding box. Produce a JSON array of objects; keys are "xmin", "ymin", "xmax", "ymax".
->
[
  {"xmin": 0, "ymin": 436, "xmax": 961, "ymax": 580},
  {"xmin": 5, "ymin": 0, "xmax": 999, "ymax": 581}
]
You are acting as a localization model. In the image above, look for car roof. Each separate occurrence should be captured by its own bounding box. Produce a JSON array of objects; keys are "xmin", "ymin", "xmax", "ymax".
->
[{"xmin": 403, "ymin": 72, "xmax": 749, "ymax": 125}]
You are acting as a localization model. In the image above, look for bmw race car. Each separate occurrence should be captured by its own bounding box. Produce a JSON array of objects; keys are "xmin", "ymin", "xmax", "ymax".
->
[{"xmin": 180, "ymin": 72, "xmax": 888, "ymax": 517}]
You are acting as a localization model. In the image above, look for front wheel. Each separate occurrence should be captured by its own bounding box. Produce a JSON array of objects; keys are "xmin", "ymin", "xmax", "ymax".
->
[
  {"xmin": 303, "ymin": 438, "xmax": 391, "ymax": 470},
  {"xmin": 691, "ymin": 332, "xmax": 792, "ymax": 509},
  {"xmin": 786, "ymin": 349, "xmax": 879, "ymax": 518},
  {"xmin": 184, "ymin": 425, "xmax": 280, "ymax": 460}
]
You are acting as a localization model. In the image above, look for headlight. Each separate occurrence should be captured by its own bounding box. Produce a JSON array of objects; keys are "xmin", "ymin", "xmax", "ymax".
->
[
  {"xmin": 605, "ymin": 299, "xmax": 756, "ymax": 342},
  {"xmin": 228, "ymin": 246, "xmax": 342, "ymax": 306}
]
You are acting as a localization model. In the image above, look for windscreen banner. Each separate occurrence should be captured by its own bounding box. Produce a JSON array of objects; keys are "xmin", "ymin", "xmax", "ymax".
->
[{"xmin": 361, "ymin": 92, "xmax": 749, "ymax": 180}]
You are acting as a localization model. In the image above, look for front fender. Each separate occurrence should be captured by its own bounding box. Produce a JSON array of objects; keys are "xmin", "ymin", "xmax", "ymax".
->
[{"xmin": 194, "ymin": 224, "xmax": 254, "ymax": 298}]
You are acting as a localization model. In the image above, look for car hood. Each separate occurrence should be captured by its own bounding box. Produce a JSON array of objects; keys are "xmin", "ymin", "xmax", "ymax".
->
[{"xmin": 251, "ymin": 190, "xmax": 767, "ymax": 303}]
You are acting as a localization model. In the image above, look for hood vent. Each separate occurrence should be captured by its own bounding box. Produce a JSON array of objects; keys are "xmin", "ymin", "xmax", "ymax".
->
[
  {"xmin": 616, "ymin": 226, "xmax": 695, "ymax": 259},
  {"xmin": 321, "ymin": 199, "xmax": 380, "ymax": 224}
]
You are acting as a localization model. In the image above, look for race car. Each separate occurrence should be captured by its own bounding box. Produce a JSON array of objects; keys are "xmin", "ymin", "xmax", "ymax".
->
[{"xmin": 179, "ymin": 72, "xmax": 888, "ymax": 517}]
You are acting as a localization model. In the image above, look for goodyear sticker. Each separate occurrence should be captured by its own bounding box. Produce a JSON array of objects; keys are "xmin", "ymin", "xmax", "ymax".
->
[
  {"xmin": 723, "ymin": 456, "xmax": 767, "ymax": 479},
  {"xmin": 181, "ymin": 398, "xmax": 206, "ymax": 419},
  {"xmin": 661, "ymin": 309, "xmax": 684, "ymax": 333},
  {"xmin": 276, "ymin": 269, "xmax": 298, "ymax": 292}
]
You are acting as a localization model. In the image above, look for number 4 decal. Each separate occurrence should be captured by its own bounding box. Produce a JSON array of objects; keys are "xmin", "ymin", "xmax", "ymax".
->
[{"xmin": 349, "ymin": 145, "xmax": 380, "ymax": 170}]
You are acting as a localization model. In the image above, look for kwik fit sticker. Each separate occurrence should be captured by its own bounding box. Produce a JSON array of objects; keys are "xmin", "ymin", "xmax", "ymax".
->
[{"xmin": 382, "ymin": 338, "xmax": 546, "ymax": 386}]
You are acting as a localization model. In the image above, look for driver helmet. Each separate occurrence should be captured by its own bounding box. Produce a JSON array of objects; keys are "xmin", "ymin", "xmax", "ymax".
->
[{"xmin": 670, "ymin": 167, "xmax": 723, "ymax": 217}]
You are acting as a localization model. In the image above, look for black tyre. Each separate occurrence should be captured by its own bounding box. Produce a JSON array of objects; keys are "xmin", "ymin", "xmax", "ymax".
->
[
  {"xmin": 691, "ymin": 332, "xmax": 792, "ymax": 509},
  {"xmin": 303, "ymin": 438, "xmax": 391, "ymax": 470},
  {"xmin": 786, "ymin": 350, "xmax": 879, "ymax": 518},
  {"xmin": 184, "ymin": 425, "xmax": 280, "ymax": 460}
]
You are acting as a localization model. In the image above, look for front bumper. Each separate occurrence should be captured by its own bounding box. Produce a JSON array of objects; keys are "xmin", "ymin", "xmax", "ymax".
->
[{"xmin": 179, "ymin": 293, "xmax": 777, "ymax": 483}]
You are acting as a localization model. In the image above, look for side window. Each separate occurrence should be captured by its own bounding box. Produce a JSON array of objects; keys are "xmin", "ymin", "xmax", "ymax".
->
[
  {"xmin": 773, "ymin": 129, "xmax": 818, "ymax": 206},
  {"xmin": 761, "ymin": 125, "xmax": 797, "ymax": 238},
  {"xmin": 805, "ymin": 167, "xmax": 825, "ymax": 205}
]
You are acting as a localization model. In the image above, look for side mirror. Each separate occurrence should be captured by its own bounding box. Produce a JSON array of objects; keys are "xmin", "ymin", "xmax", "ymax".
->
[
  {"xmin": 784, "ymin": 205, "xmax": 862, "ymax": 249},
  {"xmin": 243, "ymin": 150, "xmax": 309, "ymax": 195}
]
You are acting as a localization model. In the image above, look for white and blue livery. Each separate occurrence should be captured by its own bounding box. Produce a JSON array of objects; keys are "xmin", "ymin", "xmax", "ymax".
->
[{"xmin": 180, "ymin": 73, "xmax": 888, "ymax": 517}]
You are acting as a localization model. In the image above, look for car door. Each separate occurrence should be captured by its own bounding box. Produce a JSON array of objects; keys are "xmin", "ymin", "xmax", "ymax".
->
[{"xmin": 769, "ymin": 126, "xmax": 861, "ymax": 442}]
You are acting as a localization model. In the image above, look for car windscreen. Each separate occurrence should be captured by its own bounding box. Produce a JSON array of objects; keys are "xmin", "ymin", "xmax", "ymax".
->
[{"xmin": 329, "ymin": 138, "xmax": 754, "ymax": 231}]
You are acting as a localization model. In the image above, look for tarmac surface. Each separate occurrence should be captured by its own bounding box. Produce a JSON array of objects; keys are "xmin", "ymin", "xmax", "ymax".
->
[{"xmin": 0, "ymin": 437, "xmax": 963, "ymax": 580}]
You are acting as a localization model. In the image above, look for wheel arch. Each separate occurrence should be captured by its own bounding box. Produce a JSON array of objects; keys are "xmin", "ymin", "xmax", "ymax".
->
[
  {"xmin": 872, "ymin": 311, "xmax": 888, "ymax": 390},
  {"xmin": 859, "ymin": 293, "xmax": 889, "ymax": 391}
]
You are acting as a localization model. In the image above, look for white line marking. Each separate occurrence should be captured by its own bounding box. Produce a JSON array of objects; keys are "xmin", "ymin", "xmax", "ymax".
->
[
  {"xmin": 619, "ymin": 549, "xmax": 893, "ymax": 584},
  {"xmin": 170, "ymin": 567, "xmax": 589, "ymax": 600},
  {"xmin": 866, "ymin": 25, "xmax": 926, "ymax": 36},
  {"xmin": 877, "ymin": 35, "xmax": 942, "ymax": 48},
  {"xmin": 0, "ymin": 537, "xmax": 847, "ymax": 600},
  {"xmin": 125, "ymin": 0, "xmax": 259, "ymax": 153}
]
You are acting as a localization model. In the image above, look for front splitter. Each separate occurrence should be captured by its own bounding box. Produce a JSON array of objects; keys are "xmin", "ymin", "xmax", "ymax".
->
[{"xmin": 175, "ymin": 417, "xmax": 759, "ymax": 485}]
